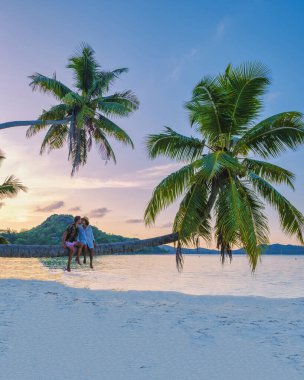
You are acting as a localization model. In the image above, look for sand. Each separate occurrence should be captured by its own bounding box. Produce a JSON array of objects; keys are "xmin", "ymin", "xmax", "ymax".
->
[{"xmin": 0, "ymin": 277, "xmax": 303, "ymax": 380}]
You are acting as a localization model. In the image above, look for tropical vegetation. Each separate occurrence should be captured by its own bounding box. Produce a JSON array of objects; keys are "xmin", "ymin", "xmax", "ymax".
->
[
  {"xmin": 1, "ymin": 214, "xmax": 127, "ymax": 245},
  {"xmin": 0, "ymin": 151, "xmax": 26, "ymax": 199},
  {"xmin": 144, "ymin": 62, "xmax": 304, "ymax": 269},
  {"xmin": 1, "ymin": 214, "xmax": 165, "ymax": 254},
  {"xmin": 0, "ymin": 236, "xmax": 9, "ymax": 244},
  {"xmin": 0, "ymin": 150, "xmax": 27, "ymax": 243},
  {"xmin": 0, "ymin": 44, "xmax": 139, "ymax": 175}
]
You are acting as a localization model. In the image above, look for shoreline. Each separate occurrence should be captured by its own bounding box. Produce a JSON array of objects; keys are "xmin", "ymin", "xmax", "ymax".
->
[
  {"xmin": 1, "ymin": 279, "xmax": 303, "ymax": 380},
  {"xmin": 1, "ymin": 255, "xmax": 304, "ymax": 299}
]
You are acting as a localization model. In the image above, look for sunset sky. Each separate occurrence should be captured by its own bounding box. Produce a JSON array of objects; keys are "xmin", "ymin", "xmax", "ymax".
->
[{"xmin": 0, "ymin": 0, "xmax": 303, "ymax": 245}]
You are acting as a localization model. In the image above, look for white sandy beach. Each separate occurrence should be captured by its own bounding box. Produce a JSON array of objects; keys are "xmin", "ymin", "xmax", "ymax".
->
[
  {"xmin": 1, "ymin": 280, "xmax": 303, "ymax": 380},
  {"xmin": 0, "ymin": 256, "xmax": 304, "ymax": 380}
]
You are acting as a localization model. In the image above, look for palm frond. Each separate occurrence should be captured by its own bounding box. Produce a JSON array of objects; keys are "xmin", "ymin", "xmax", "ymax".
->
[
  {"xmin": 236, "ymin": 179, "xmax": 269, "ymax": 268},
  {"xmin": 146, "ymin": 127, "xmax": 205, "ymax": 162},
  {"xmin": 93, "ymin": 126, "xmax": 117, "ymax": 163},
  {"xmin": 198, "ymin": 151, "xmax": 243, "ymax": 180},
  {"xmin": 61, "ymin": 92, "xmax": 83, "ymax": 107},
  {"xmin": 67, "ymin": 43, "xmax": 98, "ymax": 93},
  {"xmin": 75, "ymin": 105, "xmax": 95, "ymax": 129},
  {"xmin": 234, "ymin": 112, "xmax": 304, "ymax": 157},
  {"xmin": 70, "ymin": 128, "xmax": 88, "ymax": 176},
  {"xmin": 29, "ymin": 73, "xmax": 72, "ymax": 100},
  {"xmin": 243, "ymin": 158, "xmax": 295, "ymax": 189},
  {"xmin": 248, "ymin": 173, "xmax": 304, "ymax": 243},
  {"xmin": 96, "ymin": 115, "xmax": 134, "ymax": 148},
  {"xmin": 0, "ymin": 236, "xmax": 9, "ymax": 244},
  {"xmin": 144, "ymin": 162, "xmax": 199, "ymax": 226},
  {"xmin": 0, "ymin": 150, "xmax": 5, "ymax": 164},
  {"xmin": 185, "ymin": 75, "xmax": 230, "ymax": 143},
  {"xmin": 173, "ymin": 176, "xmax": 214, "ymax": 245},
  {"xmin": 26, "ymin": 104, "xmax": 69, "ymax": 138},
  {"xmin": 215, "ymin": 174, "xmax": 268, "ymax": 270},
  {"xmin": 40, "ymin": 124, "xmax": 68, "ymax": 154},
  {"xmin": 91, "ymin": 68, "xmax": 129, "ymax": 96},
  {"xmin": 0, "ymin": 175, "xmax": 27, "ymax": 199},
  {"xmin": 98, "ymin": 91, "xmax": 139, "ymax": 116},
  {"xmin": 224, "ymin": 61, "xmax": 270, "ymax": 132}
]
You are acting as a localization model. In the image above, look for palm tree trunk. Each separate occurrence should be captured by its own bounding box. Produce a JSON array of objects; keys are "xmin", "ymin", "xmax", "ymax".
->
[
  {"xmin": 0, "ymin": 118, "xmax": 71, "ymax": 131},
  {"xmin": 0, "ymin": 233, "xmax": 178, "ymax": 258}
]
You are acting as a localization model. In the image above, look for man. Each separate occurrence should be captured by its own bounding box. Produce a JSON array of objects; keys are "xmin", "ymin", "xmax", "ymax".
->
[{"xmin": 62, "ymin": 216, "xmax": 84, "ymax": 272}]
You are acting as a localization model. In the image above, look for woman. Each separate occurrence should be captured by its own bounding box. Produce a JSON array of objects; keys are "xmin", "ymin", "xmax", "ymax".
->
[
  {"xmin": 82, "ymin": 216, "xmax": 96, "ymax": 269},
  {"xmin": 77, "ymin": 219, "xmax": 87, "ymax": 264}
]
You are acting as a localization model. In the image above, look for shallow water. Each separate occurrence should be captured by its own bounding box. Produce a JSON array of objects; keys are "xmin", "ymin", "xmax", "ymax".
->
[{"xmin": 1, "ymin": 254, "xmax": 303, "ymax": 298}]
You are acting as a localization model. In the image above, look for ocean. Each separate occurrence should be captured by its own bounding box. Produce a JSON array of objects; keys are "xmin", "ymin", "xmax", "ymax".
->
[{"xmin": 50, "ymin": 254, "xmax": 304, "ymax": 298}]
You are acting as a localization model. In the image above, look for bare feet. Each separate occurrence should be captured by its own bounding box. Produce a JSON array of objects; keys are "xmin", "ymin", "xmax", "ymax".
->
[
  {"xmin": 83, "ymin": 258, "xmax": 87, "ymax": 264},
  {"xmin": 90, "ymin": 264, "xmax": 93, "ymax": 269},
  {"xmin": 75, "ymin": 258, "xmax": 82, "ymax": 265},
  {"xmin": 67, "ymin": 267, "xmax": 71, "ymax": 272}
]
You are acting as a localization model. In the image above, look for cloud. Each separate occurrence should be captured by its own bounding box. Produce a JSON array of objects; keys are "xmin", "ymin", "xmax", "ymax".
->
[
  {"xmin": 28, "ymin": 176, "xmax": 146, "ymax": 191},
  {"xmin": 266, "ymin": 92, "xmax": 281, "ymax": 102},
  {"xmin": 36, "ymin": 201, "xmax": 65, "ymax": 212},
  {"xmin": 0, "ymin": 202, "xmax": 5, "ymax": 209},
  {"xmin": 215, "ymin": 18, "xmax": 231, "ymax": 40},
  {"xmin": 24, "ymin": 164, "xmax": 181, "ymax": 193},
  {"xmin": 69, "ymin": 206, "xmax": 81, "ymax": 212},
  {"xmin": 89, "ymin": 207, "xmax": 111, "ymax": 218},
  {"xmin": 137, "ymin": 163, "xmax": 181, "ymax": 178},
  {"xmin": 169, "ymin": 48, "xmax": 199, "ymax": 80},
  {"xmin": 125, "ymin": 219, "xmax": 144, "ymax": 224}
]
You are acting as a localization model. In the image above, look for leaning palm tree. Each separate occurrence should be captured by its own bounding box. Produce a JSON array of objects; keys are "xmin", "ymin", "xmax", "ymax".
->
[
  {"xmin": 0, "ymin": 151, "xmax": 27, "ymax": 200},
  {"xmin": 0, "ymin": 43, "xmax": 139, "ymax": 175},
  {"xmin": 145, "ymin": 62, "xmax": 304, "ymax": 270}
]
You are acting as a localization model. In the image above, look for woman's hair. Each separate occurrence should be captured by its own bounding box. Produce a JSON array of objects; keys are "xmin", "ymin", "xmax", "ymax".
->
[
  {"xmin": 82, "ymin": 216, "xmax": 89, "ymax": 225},
  {"xmin": 74, "ymin": 216, "xmax": 81, "ymax": 223}
]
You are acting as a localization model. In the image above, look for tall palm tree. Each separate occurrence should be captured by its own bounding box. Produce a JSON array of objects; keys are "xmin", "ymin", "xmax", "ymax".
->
[
  {"xmin": 0, "ymin": 44, "xmax": 139, "ymax": 175},
  {"xmin": 144, "ymin": 62, "xmax": 304, "ymax": 270},
  {"xmin": 0, "ymin": 151, "xmax": 27, "ymax": 199}
]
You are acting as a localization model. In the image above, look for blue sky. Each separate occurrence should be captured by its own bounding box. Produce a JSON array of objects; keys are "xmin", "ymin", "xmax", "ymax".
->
[{"xmin": 0, "ymin": 0, "xmax": 303, "ymax": 244}]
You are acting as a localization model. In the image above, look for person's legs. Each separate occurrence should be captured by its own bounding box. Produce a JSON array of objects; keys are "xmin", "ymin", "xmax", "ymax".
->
[
  {"xmin": 75, "ymin": 242, "xmax": 83, "ymax": 265},
  {"xmin": 83, "ymin": 245, "xmax": 87, "ymax": 264},
  {"xmin": 66, "ymin": 246, "xmax": 74, "ymax": 272},
  {"xmin": 88, "ymin": 248, "xmax": 94, "ymax": 269}
]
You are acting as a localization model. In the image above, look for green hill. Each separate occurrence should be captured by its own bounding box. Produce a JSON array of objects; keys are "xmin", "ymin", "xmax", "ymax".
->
[
  {"xmin": 1, "ymin": 214, "xmax": 127, "ymax": 245},
  {"xmin": 0, "ymin": 214, "xmax": 166, "ymax": 254}
]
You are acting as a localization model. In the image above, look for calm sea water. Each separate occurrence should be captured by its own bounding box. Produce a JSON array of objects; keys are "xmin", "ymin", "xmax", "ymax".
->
[
  {"xmin": 58, "ymin": 254, "xmax": 304, "ymax": 298},
  {"xmin": 1, "ymin": 255, "xmax": 303, "ymax": 298}
]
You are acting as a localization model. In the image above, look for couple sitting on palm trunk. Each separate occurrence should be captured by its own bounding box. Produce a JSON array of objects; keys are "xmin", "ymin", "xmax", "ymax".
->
[{"xmin": 62, "ymin": 215, "xmax": 96, "ymax": 272}]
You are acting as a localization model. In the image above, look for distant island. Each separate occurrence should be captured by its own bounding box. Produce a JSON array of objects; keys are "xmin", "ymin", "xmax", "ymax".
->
[
  {"xmin": 0, "ymin": 214, "xmax": 303, "ymax": 255},
  {"xmin": 162, "ymin": 244, "xmax": 304, "ymax": 255},
  {"xmin": 0, "ymin": 214, "xmax": 167, "ymax": 254}
]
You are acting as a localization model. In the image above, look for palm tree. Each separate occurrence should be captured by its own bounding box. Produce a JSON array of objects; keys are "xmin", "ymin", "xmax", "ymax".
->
[
  {"xmin": 0, "ymin": 236, "xmax": 9, "ymax": 244},
  {"xmin": 144, "ymin": 62, "xmax": 304, "ymax": 270},
  {"xmin": 0, "ymin": 151, "xmax": 27, "ymax": 199},
  {"xmin": 0, "ymin": 43, "xmax": 139, "ymax": 175},
  {"xmin": 0, "ymin": 232, "xmax": 178, "ymax": 256}
]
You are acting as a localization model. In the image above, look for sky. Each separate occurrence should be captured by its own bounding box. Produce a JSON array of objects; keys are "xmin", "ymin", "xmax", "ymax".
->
[{"xmin": 0, "ymin": 0, "xmax": 304, "ymax": 245}]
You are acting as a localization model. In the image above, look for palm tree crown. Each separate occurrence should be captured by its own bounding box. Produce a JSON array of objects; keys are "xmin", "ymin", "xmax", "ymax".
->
[
  {"xmin": 144, "ymin": 62, "xmax": 304, "ymax": 269},
  {"xmin": 0, "ymin": 151, "xmax": 27, "ymax": 200},
  {"xmin": 26, "ymin": 43, "xmax": 139, "ymax": 175}
]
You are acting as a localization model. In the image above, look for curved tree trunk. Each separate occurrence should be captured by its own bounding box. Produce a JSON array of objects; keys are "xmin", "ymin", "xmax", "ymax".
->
[
  {"xmin": 0, "ymin": 118, "xmax": 71, "ymax": 131},
  {"xmin": 0, "ymin": 233, "xmax": 179, "ymax": 258}
]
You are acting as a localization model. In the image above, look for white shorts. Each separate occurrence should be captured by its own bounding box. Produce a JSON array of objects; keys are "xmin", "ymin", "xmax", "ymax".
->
[{"xmin": 65, "ymin": 241, "xmax": 80, "ymax": 248}]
